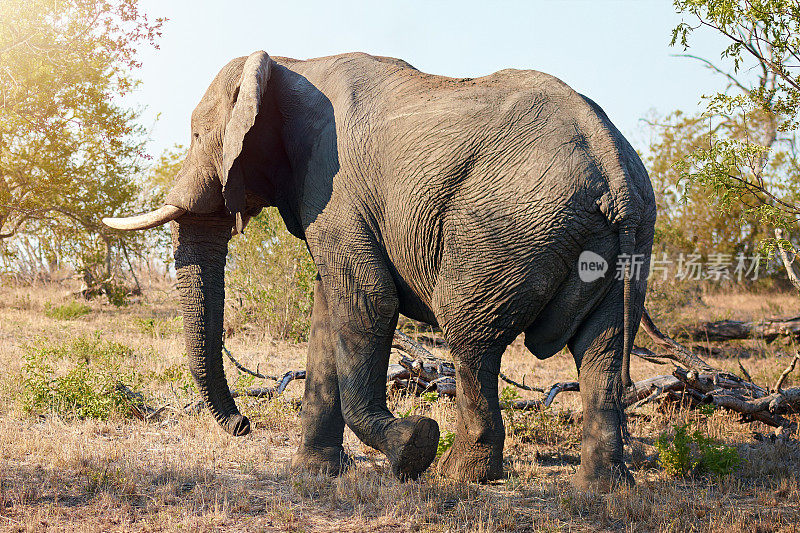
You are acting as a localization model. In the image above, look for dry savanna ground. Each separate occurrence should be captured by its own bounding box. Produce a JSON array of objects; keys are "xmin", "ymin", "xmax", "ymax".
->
[{"xmin": 0, "ymin": 279, "xmax": 799, "ymax": 532}]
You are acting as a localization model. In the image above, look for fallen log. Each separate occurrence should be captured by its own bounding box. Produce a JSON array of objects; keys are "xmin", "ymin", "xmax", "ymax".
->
[
  {"xmin": 623, "ymin": 375, "xmax": 683, "ymax": 407},
  {"xmin": 670, "ymin": 367, "xmax": 793, "ymax": 428},
  {"xmin": 675, "ymin": 317, "xmax": 800, "ymax": 343}
]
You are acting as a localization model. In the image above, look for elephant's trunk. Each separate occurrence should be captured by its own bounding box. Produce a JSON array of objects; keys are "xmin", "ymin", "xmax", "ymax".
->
[{"xmin": 173, "ymin": 219, "xmax": 250, "ymax": 436}]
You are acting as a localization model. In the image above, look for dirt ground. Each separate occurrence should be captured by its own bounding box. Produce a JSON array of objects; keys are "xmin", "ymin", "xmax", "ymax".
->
[{"xmin": 0, "ymin": 280, "xmax": 798, "ymax": 532}]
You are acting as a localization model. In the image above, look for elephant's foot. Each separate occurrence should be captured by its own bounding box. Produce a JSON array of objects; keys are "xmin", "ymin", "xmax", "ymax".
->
[
  {"xmin": 383, "ymin": 415, "xmax": 439, "ymax": 480},
  {"xmin": 437, "ymin": 439, "xmax": 503, "ymax": 482},
  {"xmin": 574, "ymin": 463, "xmax": 635, "ymax": 492},
  {"xmin": 575, "ymin": 408, "xmax": 634, "ymax": 492},
  {"xmin": 291, "ymin": 445, "xmax": 352, "ymax": 476}
]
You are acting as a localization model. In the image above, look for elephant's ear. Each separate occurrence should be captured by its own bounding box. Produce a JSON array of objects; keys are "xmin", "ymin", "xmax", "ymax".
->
[{"xmin": 222, "ymin": 50, "xmax": 271, "ymax": 233}]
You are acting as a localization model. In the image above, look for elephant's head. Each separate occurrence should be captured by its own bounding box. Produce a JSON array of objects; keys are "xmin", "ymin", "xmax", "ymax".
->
[{"xmin": 104, "ymin": 51, "xmax": 291, "ymax": 436}]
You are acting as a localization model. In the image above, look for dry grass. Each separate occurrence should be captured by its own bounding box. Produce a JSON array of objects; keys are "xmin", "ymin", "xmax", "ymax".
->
[{"xmin": 0, "ymin": 281, "xmax": 799, "ymax": 531}]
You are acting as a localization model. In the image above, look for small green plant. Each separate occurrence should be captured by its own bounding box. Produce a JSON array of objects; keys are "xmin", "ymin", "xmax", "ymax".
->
[
  {"xmin": 499, "ymin": 386, "xmax": 520, "ymax": 408},
  {"xmin": 233, "ymin": 373, "xmax": 256, "ymax": 391},
  {"xmin": 437, "ymin": 430, "xmax": 455, "ymax": 458},
  {"xmin": 506, "ymin": 407, "xmax": 578, "ymax": 446},
  {"xmin": 44, "ymin": 300, "xmax": 91, "ymax": 320},
  {"xmin": 421, "ymin": 391, "xmax": 439, "ymax": 404},
  {"xmin": 697, "ymin": 403, "xmax": 718, "ymax": 416},
  {"xmin": 148, "ymin": 363, "xmax": 196, "ymax": 398},
  {"xmin": 398, "ymin": 405, "xmax": 415, "ymax": 418},
  {"xmin": 500, "ymin": 386, "xmax": 522, "ymax": 432},
  {"xmin": 135, "ymin": 316, "xmax": 182, "ymax": 337},
  {"xmin": 655, "ymin": 423, "xmax": 740, "ymax": 477},
  {"xmin": 21, "ymin": 335, "xmax": 142, "ymax": 419},
  {"xmin": 248, "ymin": 397, "xmax": 300, "ymax": 431}
]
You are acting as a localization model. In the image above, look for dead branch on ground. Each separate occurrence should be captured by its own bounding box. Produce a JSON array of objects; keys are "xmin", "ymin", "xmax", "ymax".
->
[
  {"xmin": 386, "ymin": 316, "xmax": 798, "ymax": 435},
  {"xmin": 127, "ymin": 318, "xmax": 799, "ymax": 436}
]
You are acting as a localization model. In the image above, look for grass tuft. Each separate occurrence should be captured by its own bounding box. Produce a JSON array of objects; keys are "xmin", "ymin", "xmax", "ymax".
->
[{"xmin": 44, "ymin": 300, "xmax": 91, "ymax": 320}]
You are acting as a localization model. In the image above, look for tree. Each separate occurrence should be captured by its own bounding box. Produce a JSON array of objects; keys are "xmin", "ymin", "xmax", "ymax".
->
[
  {"xmin": 0, "ymin": 0, "xmax": 163, "ymax": 279},
  {"xmin": 670, "ymin": 1, "xmax": 800, "ymax": 259},
  {"xmin": 646, "ymin": 110, "xmax": 769, "ymax": 261}
]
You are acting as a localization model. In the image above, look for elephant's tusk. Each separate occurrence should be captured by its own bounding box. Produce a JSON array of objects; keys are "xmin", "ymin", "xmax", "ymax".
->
[{"xmin": 102, "ymin": 205, "xmax": 186, "ymax": 231}]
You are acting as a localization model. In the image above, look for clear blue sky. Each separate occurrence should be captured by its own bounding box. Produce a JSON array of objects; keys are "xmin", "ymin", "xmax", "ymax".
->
[{"xmin": 134, "ymin": 0, "xmax": 730, "ymax": 158}]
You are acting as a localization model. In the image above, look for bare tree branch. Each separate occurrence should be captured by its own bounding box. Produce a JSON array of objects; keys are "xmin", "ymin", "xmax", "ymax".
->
[
  {"xmin": 675, "ymin": 53, "xmax": 751, "ymax": 93},
  {"xmin": 774, "ymin": 352, "xmax": 800, "ymax": 392},
  {"xmin": 638, "ymin": 309, "xmax": 716, "ymax": 372},
  {"xmin": 223, "ymin": 344, "xmax": 267, "ymax": 379},
  {"xmin": 775, "ymin": 228, "xmax": 800, "ymax": 291},
  {"xmin": 499, "ymin": 371, "xmax": 543, "ymax": 392}
]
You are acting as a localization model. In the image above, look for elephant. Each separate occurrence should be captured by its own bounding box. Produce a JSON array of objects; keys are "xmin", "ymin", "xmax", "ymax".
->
[{"xmin": 104, "ymin": 50, "xmax": 656, "ymax": 489}]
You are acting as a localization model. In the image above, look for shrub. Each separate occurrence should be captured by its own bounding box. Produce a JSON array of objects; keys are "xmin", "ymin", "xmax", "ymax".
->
[
  {"xmin": 100, "ymin": 280, "xmax": 130, "ymax": 307},
  {"xmin": 44, "ymin": 300, "xmax": 91, "ymax": 320},
  {"xmin": 655, "ymin": 423, "xmax": 740, "ymax": 478},
  {"xmin": 247, "ymin": 397, "xmax": 300, "ymax": 431},
  {"xmin": 226, "ymin": 207, "xmax": 316, "ymax": 341},
  {"xmin": 146, "ymin": 363, "xmax": 196, "ymax": 400},
  {"xmin": 21, "ymin": 335, "xmax": 142, "ymax": 419}
]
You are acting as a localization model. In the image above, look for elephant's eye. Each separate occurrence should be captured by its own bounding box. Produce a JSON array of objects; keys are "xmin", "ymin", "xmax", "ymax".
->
[{"xmin": 193, "ymin": 132, "xmax": 200, "ymax": 141}]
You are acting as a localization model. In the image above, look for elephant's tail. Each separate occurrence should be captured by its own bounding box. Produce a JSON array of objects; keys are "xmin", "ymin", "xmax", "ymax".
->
[
  {"xmin": 619, "ymin": 222, "xmax": 636, "ymax": 389},
  {"xmin": 575, "ymin": 93, "xmax": 646, "ymax": 389}
]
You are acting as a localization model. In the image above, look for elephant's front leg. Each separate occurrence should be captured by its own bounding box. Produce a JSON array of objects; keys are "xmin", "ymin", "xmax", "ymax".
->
[
  {"xmin": 568, "ymin": 293, "xmax": 635, "ymax": 491},
  {"xmin": 332, "ymin": 287, "xmax": 439, "ymax": 479},
  {"xmin": 291, "ymin": 276, "xmax": 349, "ymax": 475},
  {"xmin": 438, "ymin": 349, "xmax": 506, "ymax": 482},
  {"xmin": 316, "ymin": 248, "xmax": 439, "ymax": 479}
]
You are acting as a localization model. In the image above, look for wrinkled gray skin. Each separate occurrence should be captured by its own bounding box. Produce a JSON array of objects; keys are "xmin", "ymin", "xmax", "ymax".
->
[{"xmin": 114, "ymin": 51, "xmax": 656, "ymax": 489}]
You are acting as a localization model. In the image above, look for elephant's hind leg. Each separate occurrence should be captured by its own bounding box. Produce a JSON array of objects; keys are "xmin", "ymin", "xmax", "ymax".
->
[
  {"xmin": 291, "ymin": 276, "xmax": 350, "ymax": 475},
  {"xmin": 568, "ymin": 288, "xmax": 635, "ymax": 491},
  {"xmin": 438, "ymin": 343, "xmax": 506, "ymax": 482}
]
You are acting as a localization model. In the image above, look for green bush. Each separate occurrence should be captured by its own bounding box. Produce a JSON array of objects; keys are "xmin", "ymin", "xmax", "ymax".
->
[
  {"xmin": 420, "ymin": 391, "xmax": 440, "ymax": 404},
  {"xmin": 655, "ymin": 423, "xmax": 740, "ymax": 478},
  {"xmin": 499, "ymin": 386, "xmax": 520, "ymax": 408},
  {"xmin": 21, "ymin": 335, "xmax": 142, "ymax": 419},
  {"xmin": 500, "ymin": 386, "xmax": 527, "ymax": 438},
  {"xmin": 101, "ymin": 280, "xmax": 130, "ymax": 307},
  {"xmin": 226, "ymin": 207, "xmax": 316, "ymax": 341},
  {"xmin": 44, "ymin": 300, "xmax": 91, "ymax": 320}
]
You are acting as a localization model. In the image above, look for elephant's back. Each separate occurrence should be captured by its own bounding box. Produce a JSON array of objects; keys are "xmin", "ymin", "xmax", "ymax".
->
[{"xmin": 373, "ymin": 63, "xmax": 655, "ymax": 239}]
